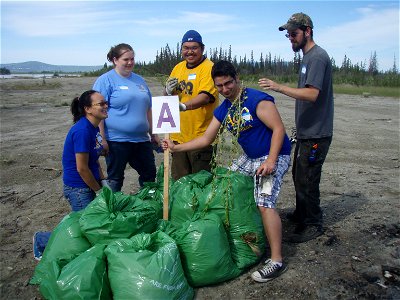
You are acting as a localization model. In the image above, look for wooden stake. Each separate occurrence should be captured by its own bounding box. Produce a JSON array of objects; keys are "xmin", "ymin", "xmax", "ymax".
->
[{"xmin": 163, "ymin": 133, "xmax": 170, "ymax": 220}]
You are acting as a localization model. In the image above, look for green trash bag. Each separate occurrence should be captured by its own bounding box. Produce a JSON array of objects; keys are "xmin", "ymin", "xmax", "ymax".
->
[
  {"xmin": 30, "ymin": 211, "xmax": 91, "ymax": 285},
  {"xmin": 169, "ymin": 170, "xmax": 213, "ymax": 226},
  {"xmin": 134, "ymin": 163, "xmax": 167, "ymax": 202},
  {"xmin": 105, "ymin": 231, "xmax": 194, "ymax": 300},
  {"xmin": 134, "ymin": 182, "xmax": 163, "ymax": 203},
  {"xmin": 79, "ymin": 187, "xmax": 162, "ymax": 245},
  {"xmin": 159, "ymin": 214, "xmax": 242, "ymax": 287},
  {"xmin": 199, "ymin": 167, "xmax": 266, "ymax": 270},
  {"xmin": 39, "ymin": 244, "xmax": 111, "ymax": 300}
]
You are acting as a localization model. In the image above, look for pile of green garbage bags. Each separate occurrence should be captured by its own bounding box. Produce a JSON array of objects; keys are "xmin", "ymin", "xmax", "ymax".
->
[{"xmin": 30, "ymin": 166, "xmax": 265, "ymax": 299}]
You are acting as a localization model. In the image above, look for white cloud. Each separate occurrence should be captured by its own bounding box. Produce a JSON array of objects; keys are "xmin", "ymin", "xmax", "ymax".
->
[
  {"xmin": 318, "ymin": 7, "xmax": 399, "ymax": 68},
  {"xmin": 2, "ymin": 2, "xmax": 126, "ymax": 37}
]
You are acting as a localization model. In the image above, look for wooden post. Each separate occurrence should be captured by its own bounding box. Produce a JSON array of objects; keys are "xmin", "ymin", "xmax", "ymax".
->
[{"xmin": 163, "ymin": 133, "xmax": 170, "ymax": 220}]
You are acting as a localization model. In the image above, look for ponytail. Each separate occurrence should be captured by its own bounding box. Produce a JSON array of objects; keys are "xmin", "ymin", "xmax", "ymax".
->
[{"xmin": 70, "ymin": 90, "xmax": 97, "ymax": 123}]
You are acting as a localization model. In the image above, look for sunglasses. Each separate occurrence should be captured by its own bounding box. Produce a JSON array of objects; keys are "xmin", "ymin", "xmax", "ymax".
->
[
  {"xmin": 92, "ymin": 101, "xmax": 108, "ymax": 107},
  {"xmin": 285, "ymin": 32, "xmax": 301, "ymax": 39}
]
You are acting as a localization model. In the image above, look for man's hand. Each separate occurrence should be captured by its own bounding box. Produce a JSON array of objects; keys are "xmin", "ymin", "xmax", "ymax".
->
[
  {"xmin": 166, "ymin": 77, "xmax": 179, "ymax": 95},
  {"xmin": 161, "ymin": 139, "xmax": 176, "ymax": 152},
  {"xmin": 179, "ymin": 102, "xmax": 187, "ymax": 111},
  {"xmin": 258, "ymin": 78, "xmax": 281, "ymax": 93}
]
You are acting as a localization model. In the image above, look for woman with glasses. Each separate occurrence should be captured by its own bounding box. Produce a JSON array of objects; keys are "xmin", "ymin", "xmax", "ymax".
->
[
  {"xmin": 93, "ymin": 43, "xmax": 158, "ymax": 192},
  {"xmin": 62, "ymin": 90, "xmax": 108, "ymax": 211}
]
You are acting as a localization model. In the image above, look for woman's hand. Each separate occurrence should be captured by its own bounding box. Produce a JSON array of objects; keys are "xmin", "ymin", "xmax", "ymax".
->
[{"xmin": 101, "ymin": 140, "xmax": 109, "ymax": 156}]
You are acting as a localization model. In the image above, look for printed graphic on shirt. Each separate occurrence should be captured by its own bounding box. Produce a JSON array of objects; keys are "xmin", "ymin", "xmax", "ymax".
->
[
  {"xmin": 136, "ymin": 84, "xmax": 147, "ymax": 92},
  {"xmin": 225, "ymin": 106, "xmax": 253, "ymax": 134},
  {"xmin": 178, "ymin": 80, "xmax": 194, "ymax": 96}
]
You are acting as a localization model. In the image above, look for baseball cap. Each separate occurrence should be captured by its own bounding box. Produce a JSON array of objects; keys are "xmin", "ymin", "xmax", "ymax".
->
[
  {"xmin": 181, "ymin": 30, "xmax": 203, "ymax": 45},
  {"xmin": 279, "ymin": 13, "xmax": 313, "ymax": 31}
]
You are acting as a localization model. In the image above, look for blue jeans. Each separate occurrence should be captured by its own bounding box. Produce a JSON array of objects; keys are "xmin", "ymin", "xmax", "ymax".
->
[
  {"xmin": 63, "ymin": 184, "xmax": 95, "ymax": 211},
  {"xmin": 291, "ymin": 136, "xmax": 332, "ymax": 226},
  {"xmin": 106, "ymin": 141, "xmax": 156, "ymax": 192}
]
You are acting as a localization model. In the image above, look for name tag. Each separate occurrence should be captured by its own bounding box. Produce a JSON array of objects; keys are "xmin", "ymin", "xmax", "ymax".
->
[
  {"xmin": 188, "ymin": 74, "xmax": 196, "ymax": 80},
  {"xmin": 301, "ymin": 66, "xmax": 306, "ymax": 74},
  {"xmin": 119, "ymin": 85, "xmax": 129, "ymax": 90}
]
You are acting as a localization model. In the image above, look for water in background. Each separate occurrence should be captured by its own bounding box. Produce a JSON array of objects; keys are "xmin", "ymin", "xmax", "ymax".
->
[{"xmin": 0, "ymin": 74, "xmax": 81, "ymax": 79}]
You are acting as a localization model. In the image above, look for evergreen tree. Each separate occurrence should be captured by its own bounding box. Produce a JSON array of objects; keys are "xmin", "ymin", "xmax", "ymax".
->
[{"xmin": 368, "ymin": 51, "xmax": 378, "ymax": 75}]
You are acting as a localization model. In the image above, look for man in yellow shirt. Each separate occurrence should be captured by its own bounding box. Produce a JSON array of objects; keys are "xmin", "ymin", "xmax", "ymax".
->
[{"xmin": 164, "ymin": 30, "xmax": 219, "ymax": 180}]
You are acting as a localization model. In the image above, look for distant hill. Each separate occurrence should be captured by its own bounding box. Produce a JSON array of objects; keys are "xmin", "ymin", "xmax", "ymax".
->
[{"xmin": 0, "ymin": 61, "xmax": 104, "ymax": 73}]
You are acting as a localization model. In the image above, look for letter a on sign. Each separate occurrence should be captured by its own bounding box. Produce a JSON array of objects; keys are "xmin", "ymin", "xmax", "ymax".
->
[{"xmin": 152, "ymin": 96, "xmax": 180, "ymax": 134}]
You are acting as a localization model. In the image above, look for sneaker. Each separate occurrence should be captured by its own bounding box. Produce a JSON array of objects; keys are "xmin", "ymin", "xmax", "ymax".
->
[
  {"xmin": 251, "ymin": 259, "xmax": 287, "ymax": 283},
  {"xmin": 33, "ymin": 231, "xmax": 51, "ymax": 261},
  {"xmin": 287, "ymin": 225, "xmax": 324, "ymax": 243}
]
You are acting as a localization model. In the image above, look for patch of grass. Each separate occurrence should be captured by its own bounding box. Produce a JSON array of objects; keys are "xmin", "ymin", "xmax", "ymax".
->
[
  {"xmin": 244, "ymin": 80, "xmax": 399, "ymax": 98},
  {"xmin": 54, "ymin": 101, "xmax": 70, "ymax": 107},
  {"xmin": 333, "ymin": 84, "xmax": 399, "ymax": 98},
  {"xmin": 2, "ymin": 82, "xmax": 62, "ymax": 91},
  {"xmin": 1, "ymin": 155, "xmax": 17, "ymax": 166}
]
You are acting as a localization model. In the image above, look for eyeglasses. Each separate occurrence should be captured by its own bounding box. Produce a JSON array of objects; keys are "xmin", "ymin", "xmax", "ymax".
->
[
  {"xmin": 182, "ymin": 46, "xmax": 200, "ymax": 52},
  {"xmin": 92, "ymin": 102, "xmax": 108, "ymax": 107},
  {"xmin": 285, "ymin": 32, "xmax": 300, "ymax": 39},
  {"xmin": 215, "ymin": 79, "xmax": 235, "ymax": 89}
]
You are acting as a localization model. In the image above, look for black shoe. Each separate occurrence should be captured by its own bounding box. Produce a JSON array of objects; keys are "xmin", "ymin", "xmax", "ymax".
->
[
  {"xmin": 251, "ymin": 259, "xmax": 288, "ymax": 282},
  {"xmin": 286, "ymin": 212, "xmax": 300, "ymax": 224},
  {"xmin": 287, "ymin": 225, "xmax": 324, "ymax": 243}
]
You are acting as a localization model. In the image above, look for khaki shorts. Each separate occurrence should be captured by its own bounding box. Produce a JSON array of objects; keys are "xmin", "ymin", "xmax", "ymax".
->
[{"xmin": 171, "ymin": 144, "xmax": 214, "ymax": 181}]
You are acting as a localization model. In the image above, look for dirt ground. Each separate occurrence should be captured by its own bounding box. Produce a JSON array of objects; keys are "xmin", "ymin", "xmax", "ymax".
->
[{"xmin": 0, "ymin": 76, "xmax": 399, "ymax": 299}]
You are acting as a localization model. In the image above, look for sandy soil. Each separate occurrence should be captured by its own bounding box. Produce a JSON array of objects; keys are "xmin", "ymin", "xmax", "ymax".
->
[{"xmin": 0, "ymin": 76, "xmax": 399, "ymax": 299}]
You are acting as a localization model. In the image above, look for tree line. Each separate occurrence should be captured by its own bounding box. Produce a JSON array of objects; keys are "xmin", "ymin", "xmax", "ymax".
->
[{"xmin": 87, "ymin": 43, "xmax": 398, "ymax": 87}]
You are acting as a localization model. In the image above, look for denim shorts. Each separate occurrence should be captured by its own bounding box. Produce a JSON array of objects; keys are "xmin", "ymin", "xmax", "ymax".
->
[
  {"xmin": 229, "ymin": 154, "xmax": 291, "ymax": 208},
  {"xmin": 63, "ymin": 184, "xmax": 95, "ymax": 211}
]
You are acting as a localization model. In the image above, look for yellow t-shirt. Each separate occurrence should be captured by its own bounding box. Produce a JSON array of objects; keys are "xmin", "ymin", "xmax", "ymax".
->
[{"xmin": 169, "ymin": 58, "xmax": 219, "ymax": 143}]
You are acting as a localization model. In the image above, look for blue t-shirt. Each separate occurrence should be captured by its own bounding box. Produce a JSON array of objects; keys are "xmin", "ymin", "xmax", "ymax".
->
[
  {"xmin": 93, "ymin": 69, "xmax": 152, "ymax": 142},
  {"xmin": 62, "ymin": 117, "xmax": 103, "ymax": 188},
  {"xmin": 214, "ymin": 88, "xmax": 291, "ymax": 159}
]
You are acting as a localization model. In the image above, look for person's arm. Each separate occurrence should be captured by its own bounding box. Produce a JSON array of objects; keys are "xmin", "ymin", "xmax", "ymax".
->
[
  {"xmin": 180, "ymin": 93, "xmax": 212, "ymax": 111},
  {"xmin": 258, "ymin": 78, "xmax": 319, "ymax": 102},
  {"xmin": 76, "ymin": 153, "xmax": 102, "ymax": 192},
  {"xmin": 147, "ymin": 108, "xmax": 160, "ymax": 145},
  {"xmin": 162, "ymin": 116, "xmax": 221, "ymax": 152},
  {"xmin": 255, "ymin": 101, "xmax": 286, "ymax": 176}
]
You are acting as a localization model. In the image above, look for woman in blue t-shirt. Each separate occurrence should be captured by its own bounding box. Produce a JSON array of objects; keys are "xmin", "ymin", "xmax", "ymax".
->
[
  {"xmin": 62, "ymin": 90, "xmax": 108, "ymax": 211},
  {"xmin": 93, "ymin": 43, "xmax": 159, "ymax": 192}
]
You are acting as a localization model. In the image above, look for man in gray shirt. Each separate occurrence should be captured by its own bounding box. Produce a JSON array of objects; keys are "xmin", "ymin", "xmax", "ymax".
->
[{"xmin": 259, "ymin": 12, "xmax": 334, "ymax": 243}]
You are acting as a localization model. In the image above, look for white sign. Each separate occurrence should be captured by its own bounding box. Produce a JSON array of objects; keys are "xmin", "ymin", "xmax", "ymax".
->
[{"xmin": 152, "ymin": 96, "xmax": 181, "ymax": 134}]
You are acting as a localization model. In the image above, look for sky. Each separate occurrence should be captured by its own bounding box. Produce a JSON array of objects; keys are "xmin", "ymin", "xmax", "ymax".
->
[{"xmin": 1, "ymin": 0, "xmax": 399, "ymax": 71}]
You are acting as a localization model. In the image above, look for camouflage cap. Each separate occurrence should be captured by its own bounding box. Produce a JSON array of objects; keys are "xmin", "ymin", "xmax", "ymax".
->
[{"xmin": 279, "ymin": 13, "xmax": 313, "ymax": 31}]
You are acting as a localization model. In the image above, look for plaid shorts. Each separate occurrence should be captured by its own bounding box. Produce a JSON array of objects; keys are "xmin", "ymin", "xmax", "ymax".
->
[{"xmin": 229, "ymin": 154, "xmax": 291, "ymax": 208}]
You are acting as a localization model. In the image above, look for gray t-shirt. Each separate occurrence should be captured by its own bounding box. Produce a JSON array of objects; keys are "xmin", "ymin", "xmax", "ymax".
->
[{"xmin": 295, "ymin": 45, "xmax": 334, "ymax": 139}]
